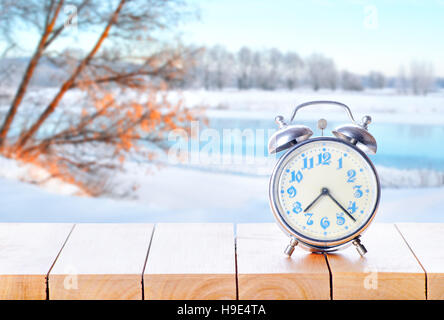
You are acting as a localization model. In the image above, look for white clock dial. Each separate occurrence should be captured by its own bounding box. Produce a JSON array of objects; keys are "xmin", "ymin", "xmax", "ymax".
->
[{"xmin": 272, "ymin": 138, "xmax": 379, "ymax": 243}]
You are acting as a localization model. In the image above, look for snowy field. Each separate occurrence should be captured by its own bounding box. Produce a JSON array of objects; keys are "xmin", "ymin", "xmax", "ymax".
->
[
  {"xmin": 182, "ymin": 88, "xmax": 444, "ymax": 121},
  {"xmin": 1, "ymin": 165, "xmax": 443, "ymax": 223},
  {"xmin": 1, "ymin": 88, "xmax": 444, "ymax": 222}
]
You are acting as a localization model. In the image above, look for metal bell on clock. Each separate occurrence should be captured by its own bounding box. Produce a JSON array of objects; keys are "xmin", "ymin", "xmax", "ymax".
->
[
  {"xmin": 332, "ymin": 115, "xmax": 377, "ymax": 155},
  {"xmin": 268, "ymin": 115, "xmax": 313, "ymax": 154}
]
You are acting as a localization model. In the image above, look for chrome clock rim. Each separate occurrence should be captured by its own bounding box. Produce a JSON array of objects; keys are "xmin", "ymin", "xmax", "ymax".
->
[{"xmin": 269, "ymin": 136, "xmax": 381, "ymax": 250}]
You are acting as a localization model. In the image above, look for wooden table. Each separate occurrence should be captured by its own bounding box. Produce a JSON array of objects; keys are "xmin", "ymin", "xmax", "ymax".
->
[{"xmin": 0, "ymin": 223, "xmax": 442, "ymax": 300}]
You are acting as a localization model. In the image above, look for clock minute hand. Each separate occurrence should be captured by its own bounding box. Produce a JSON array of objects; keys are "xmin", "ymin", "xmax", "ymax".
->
[
  {"xmin": 303, "ymin": 188, "xmax": 328, "ymax": 212},
  {"xmin": 325, "ymin": 190, "xmax": 357, "ymax": 222}
]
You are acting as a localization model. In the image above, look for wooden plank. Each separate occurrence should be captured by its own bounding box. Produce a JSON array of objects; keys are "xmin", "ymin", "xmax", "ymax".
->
[
  {"xmin": 143, "ymin": 223, "xmax": 236, "ymax": 300},
  {"xmin": 326, "ymin": 223, "xmax": 425, "ymax": 300},
  {"xmin": 48, "ymin": 223, "xmax": 153, "ymax": 300},
  {"xmin": 396, "ymin": 223, "xmax": 444, "ymax": 300},
  {"xmin": 236, "ymin": 223, "xmax": 330, "ymax": 300},
  {"xmin": 0, "ymin": 223, "xmax": 73, "ymax": 300}
]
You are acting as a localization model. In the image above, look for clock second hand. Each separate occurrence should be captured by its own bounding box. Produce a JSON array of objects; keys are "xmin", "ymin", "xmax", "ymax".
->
[{"xmin": 324, "ymin": 189, "xmax": 356, "ymax": 222}]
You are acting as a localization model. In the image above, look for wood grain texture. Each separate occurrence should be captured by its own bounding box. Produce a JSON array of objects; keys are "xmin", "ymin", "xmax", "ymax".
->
[
  {"xmin": 236, "ymin": 223, "xmax": 330, "ymax": 300},
  {"xmin": 143, "ymin": 223, "xmax": 236, "ymax": 300},
  {"xmin": 396, "ymin": 223, "xmax": 444, "ymax": 300},
  {"xmin": 0, "ymin": 223, "xmax": 73, "ymax": 299},
  {"xmin": 326, "ymin": 223, "xmax": 425, "ymax": 300},
  {"xmin": 48, "ymin": 223, "xmax": 153, "ymax": 300}
]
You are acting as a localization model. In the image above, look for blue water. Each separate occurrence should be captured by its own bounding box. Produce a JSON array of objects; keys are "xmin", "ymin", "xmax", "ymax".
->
[{"xmin": 207, "ymin": 117, "xmax": 444, "ymax": 171}]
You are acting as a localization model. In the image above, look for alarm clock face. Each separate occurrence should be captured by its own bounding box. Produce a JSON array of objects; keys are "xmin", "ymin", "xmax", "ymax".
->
[{"xmin": 270, "ymin": 137, "xmax": 380, "ymax": 247}]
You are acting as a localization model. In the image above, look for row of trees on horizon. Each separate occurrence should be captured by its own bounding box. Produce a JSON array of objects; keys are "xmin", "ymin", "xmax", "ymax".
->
[
  {"xmin": 179, "ymin": 45, "xmax": 438, "ymax": 95},
  {"xmin": 1, "ymin": 45, "xmax": 438, "ymax": 96}
]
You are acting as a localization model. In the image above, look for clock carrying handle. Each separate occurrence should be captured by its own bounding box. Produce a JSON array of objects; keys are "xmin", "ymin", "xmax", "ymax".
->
[{"xmin": 290, "ymin": 100, "xmax": 356, "ymax": 124}]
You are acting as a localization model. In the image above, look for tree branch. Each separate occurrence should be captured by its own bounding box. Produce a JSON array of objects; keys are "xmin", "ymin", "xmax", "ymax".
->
[
  {"xmin": 16, "ymin": 0, "xmax": 127, "ymax": 150},
  {"xmin": 43, "ymin": 0, "xmax": 91, "ymax": 50},
  {"xmin": 0, "ymin": 0, "xmax": 64, "ymax": 147}
]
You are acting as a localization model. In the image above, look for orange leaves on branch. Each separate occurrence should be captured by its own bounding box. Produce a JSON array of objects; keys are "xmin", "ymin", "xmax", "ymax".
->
[
  {"xmin": 8, "ymin": 81, "xmax": 201, "ymax": 197},
  {"xmin": 149, "ymin": 109, "xmax": 162, "ymax": 121},
  {"xmin": 0, "ymin": 0, "xmax": 201, "ymax": 197},
  {"xmin": 95, "ymin": 93, "xmax": 115, "ymax": 110},
  {"xmin": 133, "ymin": 103, "xmax": 143, "ymax": 118},
  {"xmin": 140, "ymin": 119, "xmax": 151, "ymax": 132}
]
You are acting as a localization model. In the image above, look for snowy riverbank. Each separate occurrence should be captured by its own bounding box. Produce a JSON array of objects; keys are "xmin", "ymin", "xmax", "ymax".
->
[
  {"xmin": 1, "ymin": 165, "xmax": 443, "ymax": 223},
  {"xmin": 0, "ymin": 88, "xmax": 443, "ymax": 222}
]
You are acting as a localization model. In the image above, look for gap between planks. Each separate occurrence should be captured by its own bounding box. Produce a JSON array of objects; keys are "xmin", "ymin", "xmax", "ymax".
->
[
  {"xmin": 325, "ymin": 224, "xmax": 425, "ymax": 300},
  {"xmin": 143, "ymin": 223, "xmax": 236, "ymax": 300},
  {"xmin": 0, "ymin": 223, "xmax": 75, "ymax": 300},
  {"xmin": 141, "ymin": 224, "xmax": 156, "ymax": 300},
  {"xmin": 1, "ymin": 223, "xmax": 438, "ymax": 300},
  {"xmin": 45, "ymin": 224, "xmax": 76, "ymax": 300},
  {"xmin": 47, "ymin": 223, "xmax": 154, "ymax": 300},
  {"xmin": 395, "ymin": 223, "xmax": 444, "ymax": 300}
]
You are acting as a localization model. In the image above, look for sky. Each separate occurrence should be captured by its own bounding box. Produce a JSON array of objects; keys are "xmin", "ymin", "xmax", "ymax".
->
[
  {"xmin": 5, "ymin": 0, "xmax": 444, "ymax": 77},
  {"xmin": 182, "ymin": 0, "xmax": 444, "ymax": 76}
]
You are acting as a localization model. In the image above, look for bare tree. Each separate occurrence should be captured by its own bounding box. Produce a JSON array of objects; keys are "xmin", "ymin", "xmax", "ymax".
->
[
  {"xmin": 396, "ymin": 65, "xmax": 408, "ymax": 94},
  {"xmin": 180, "ymin": 46, "xmax": 392, "ymax": 93},
  {"xmin": 341, "ymin": 71, "xmax": 363, "ymax": 91},
  {"xmin": 410, "ymin": 60, "xmax": 435, "ymax": 95},
  {"xmin": 250, "ymin": 50, "xmax": 265, "ymax": 89},
  {"xmin": 368, "ymin": 71, "xmax": 385, "ymax": 89},
  {"xmin": 306, "ymin": 53, "xmax": 338, "ymax": 91},
  {"xmin": 206, "ymin": 45, "xmax": 234, "ymax": 90},
  {"xmin": 0, "ymin": 0, "xmax": 198, "ymax": 195},
  {"xmin": 283, "ymin": 52, "xmax": 303, "ymax": 90},
  {"xmin": 197, "ymin": 47, "xmax": 212, "ymax": 90},
  {"xmin": 263, "ymin": 48, "xmax": 283, "ymax": 90},
  {"xmin": 218, "ymin": 46, "xmax": 235, "ymax": 89},
  {"xmin": 236, "ymin": 47, "xmax": 253, "ymax": 90}
]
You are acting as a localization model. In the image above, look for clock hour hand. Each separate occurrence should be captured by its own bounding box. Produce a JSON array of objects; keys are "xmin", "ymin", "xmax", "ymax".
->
[
  {"xmin": 325, "ymin": 190, "xmax": 356, "ymax": 222},
  {"xmin": 303, "ymin": 188, "xmax": 329, "ymax": 212}
]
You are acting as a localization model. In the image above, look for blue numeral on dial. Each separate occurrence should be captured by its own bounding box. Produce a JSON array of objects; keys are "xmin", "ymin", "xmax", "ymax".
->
[
  {"xmin": 287, "ymin": 186, "xmax": 296, "ymax": 198},
  {"xmin": 290, "ymin": 170, "xmax": 303, "ymax": 183},
  {"xmin": 303, "ymin": 157, "xmax": 314, "ymax": 170},
  {"xmin": 304, "ymin": 213, "xmax": 313, "ymax": 225},
  {"xmin": 347, "ymin": 169, "xmax": 356, "ymax": 182},
  {"xmin": 336, "ymin": 212, "xmax": 346, "ymax": 225},
  {"xmin": 353, "ymin": 185, "xmax": 363, "ymax": 198},
  {"xmin": 292, "ymin": 201, "xmax": 302, "ymax": 214},
  {"xmin": 348, "ymin": 201, "xmax": 358, "ymax": 214},
  {"xmin": 320, "ymin": 217, "xmax": 330, "ymax": 229},
  {"xmin": 317, "ymin": 152, "xmax": 331, "ymax": 165},
  {"xmin": 337, "ymin": 157, "xmax": 343, "ymax": 170}
]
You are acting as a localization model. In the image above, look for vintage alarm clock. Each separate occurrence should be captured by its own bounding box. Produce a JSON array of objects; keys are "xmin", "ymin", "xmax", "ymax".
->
[{"xmin": 268, "ymin": 101, "xmax": 380, "ymax": 257}]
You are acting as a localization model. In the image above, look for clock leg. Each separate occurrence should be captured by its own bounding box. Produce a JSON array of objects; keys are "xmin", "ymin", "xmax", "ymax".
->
[
  {"xmin": 352, "ymin": 237, "xmax": 367, "ymax": 256},
  {"xmin": 284, "ymin": 237, "xmax": 299, "ymax": 256}
]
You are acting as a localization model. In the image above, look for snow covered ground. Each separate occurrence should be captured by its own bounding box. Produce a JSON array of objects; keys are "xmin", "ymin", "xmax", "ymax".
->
[
  {"xmin": 1, "ymin": 165, "xmax": 443, "ymax": 223},
  {"xmin": 3, "ymin": 87, "xmax": 444, "ymax": 123},
  {"xmin": 182, "ymin": 88, "xmax": 444, "ymax": 120},
  {"xmin": 0, "ymin": 88, "xmax": 443, "ymax": 223}
]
